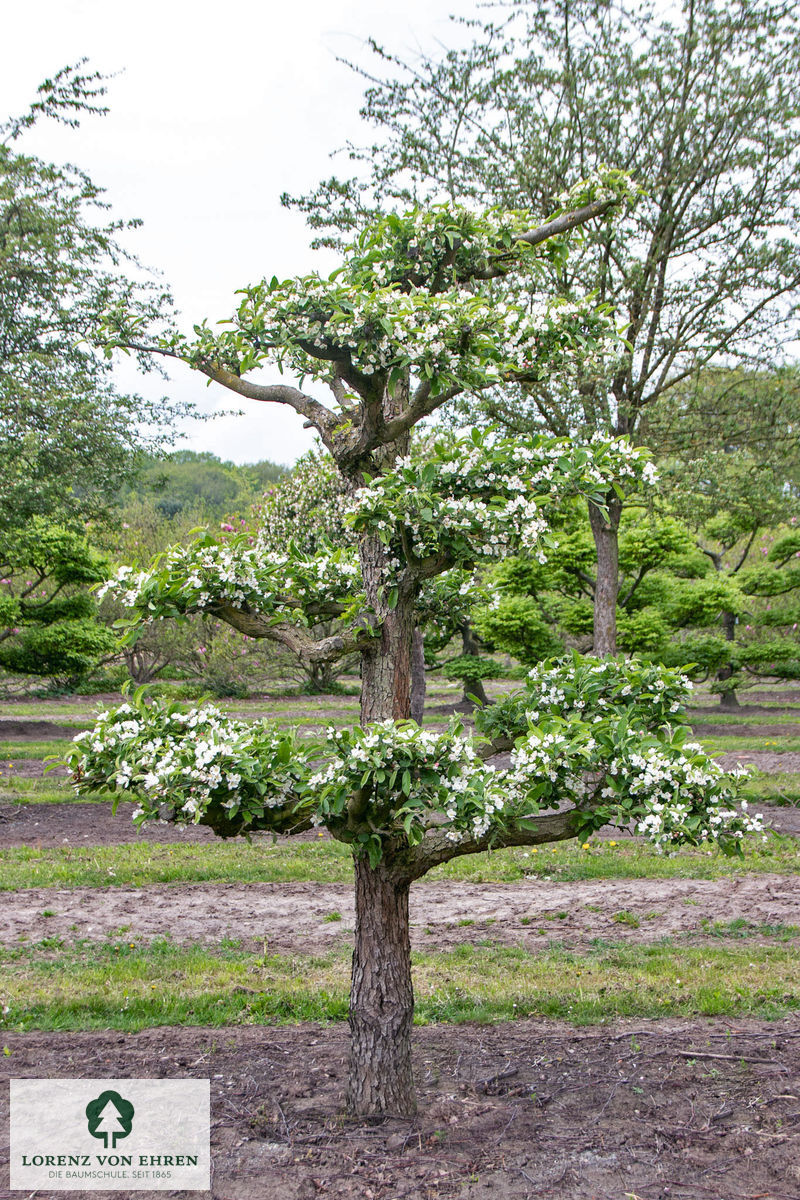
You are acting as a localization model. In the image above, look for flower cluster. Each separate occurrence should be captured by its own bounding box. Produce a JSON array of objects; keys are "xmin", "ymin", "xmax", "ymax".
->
[
  {"xmin": 202, "ymin": 275, "xmax": 620, "ymax": 399},
  {"xmin": 254, "ymin": 448, "xmax": 356, "ymax": 555},
  {"xmin": 500, "ymin": 713, "xmax": 761, "ymax": 855},
  {"xmin": 478, "ymin": 652, "xmax": 691, "ymax": 743},
  {"xmin": 66, "ymin": 694, "xmax": 314, "ymax": 835},
  {"xmin": 344, "ymin": 205, "xmax": 545, "ymax": 290},
  {"xmin": 98, "ymin": 535, "xmax": 363, "ymax": 629},
  {"xmin": 475, "ymin": 652, "xmax": 760, "ymax": 855},
  {"xmin": 417, "ymin": 568, "xmax": 488, "ymax": 645},
  {"xmin": 350, "ymin": 431, "xmax": 655, "ymax": 568},
  {"xmin": 68, "ymin": 650, "xmax": 760, "ymax": 861},
  {"xmin": 308, "ymin": 719, "xmax": 509, "ymax": 861},
  {"xmin": 604, "ymin": 740, "xmax": 760, "ymax": 853}
]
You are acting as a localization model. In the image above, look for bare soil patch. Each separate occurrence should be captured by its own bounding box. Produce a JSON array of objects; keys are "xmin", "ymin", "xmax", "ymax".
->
[
  {"xmin": 0, "ymin": 802, "xmax": 222, "ymax": 846},
  {"xmin": 2, "ymin": 1018, "xmax": 799, "ymax": 1200},
  {"xmin": 2, "ymin": 793, "xmax": 800, "ymax": 846},
  {"xmin": 0, "ymin": 718, "xmax": 90, "ymax": 740},
  {"xmin": 717, "ymin": 750, "xmax": 800, "ymax": 774},
  {"xmin": 692, "ymin": 723, "xmax": 800, "ymax": 738},
  {"xmin": 2, "ymin": 873, "xmax": 798, "ymax": 954},
  {"xmin": 1, "ymin": 758, "xmax": 68, "ymax": 779}
]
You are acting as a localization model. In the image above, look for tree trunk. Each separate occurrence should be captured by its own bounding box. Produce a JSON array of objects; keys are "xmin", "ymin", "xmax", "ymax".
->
[
  {"xmin": 460, "ymin": 620, "xmax": 489, "ymax": 707},
  {"xmin": 345, "ymin": 388, "xmax": 420, "ymax": 1116},
  {"xmin": 123, "ymin": 647, "xmax": 166, "ymax": 685},
  {"xmin": 410, "ymin": 627, "xmax": 426, "ymax": 724},
  {"xmin": 717, "ymin": 609, "xmax": 740, "ymax": 708},
  {"xmin": 359, "ymin": 532, "xmax": 416, "ymax": 723},
  {"xmin": 356, "ymin": 383, "xmax": 415, "ymax": 725},
  {"xmin": 588, "ymin": 494, "xmax": 622, "ymax": 656},
  {"xmin": 347, "ymin": 855, "xmax": 416, "ymax": 1116}
]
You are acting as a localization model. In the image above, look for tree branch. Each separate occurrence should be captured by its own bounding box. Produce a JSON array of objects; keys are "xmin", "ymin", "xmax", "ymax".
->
[
  {"xmin": 732, "ymin": 525, "xmax": 759, "ymax": 574},
  {"xmin": 213, "ymin": 603, "xmax": 380, "ymax": 664},
  {"xmin": 523, "ymin": 199, "xmax": 623, "ymax": 246},
  {"xmin": 118, "ymin": 341, "xmax": 341, "ymax": 436},
  {"xmin": 402, "ymin": 809, "xmax": 582, "ymax": 881},
  {"xmin": 619, "ymin": 564, "xmax": 649, "ymax": 607},
  {"xmin": 378, "ymin": 384, "xmax": 462, "ymax": 445},
  {"xmin": 477, "ymin": 735, "xmax": 514, "ymax": 760},
  {"xmin": 196, "ymin": 364, "xmax": 340, "ymax": 435}
]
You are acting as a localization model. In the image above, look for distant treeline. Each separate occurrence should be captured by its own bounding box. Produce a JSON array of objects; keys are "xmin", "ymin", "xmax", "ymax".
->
[{"xmin": 117, "ymin": 450, "xmax": 289, "ymax": 521}]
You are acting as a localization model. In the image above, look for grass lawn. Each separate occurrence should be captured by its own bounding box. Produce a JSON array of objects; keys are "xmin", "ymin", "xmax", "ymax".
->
[
  {"xmin": 743, "ymin": 773, "xmax": 800, "ymax": 805},
  {"xmin": 701, "ymin": 734, "xmax": 800, "ymax": 754},
  {"xmin": 689, "ymin": 710, "xmax": 800, "ymax": 725},
  {"xmin": 1, "ymin": 831, "xmax": 798, "ymax": 892},
  {"xmin": 0, "ymin": 778, "xmax": 114, "ymax": 804},
  {"xmin": 1, "ymin": 936, "xmax": 797, "ymax": 1033}
]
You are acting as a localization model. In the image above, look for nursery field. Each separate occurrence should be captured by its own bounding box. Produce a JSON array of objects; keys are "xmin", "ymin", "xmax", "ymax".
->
[{"xmin": 1, "ymin": 680, "xmax": 800, "ymax": 1200}]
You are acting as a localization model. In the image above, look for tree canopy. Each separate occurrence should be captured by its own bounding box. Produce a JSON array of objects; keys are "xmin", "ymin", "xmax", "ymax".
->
[
  {"xmin": 287, "ymin": 0, "xmax": 800, "ymax": 652},
  {"xmin": 0, "ymin": 62, "xmax": 190, "ymax": 530}
]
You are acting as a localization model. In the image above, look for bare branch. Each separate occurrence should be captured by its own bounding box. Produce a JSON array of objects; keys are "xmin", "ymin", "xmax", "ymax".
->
[
  {"xmin": 196, "ymin": 363, "xmax": 340, "ymax": 436},
  {"xmin": 403, "ymin": 809, "xmax": 582, "ymax": 881},
  {"xmin": 732, "ymin": 526, "xmax": 760, "ymax": 575},
  {"xmin": 619, "ymin": 564, "xmax": 648, "ymax": 607},
  {"xmin": 213, "ymin": 603, "xmax": 380, "ymax": 664},
  {"xmin": 118, "ymin": 341, "xmax": 340, "ymax": 435},
  {"xmin": 473, "ymin": 197, "xmax": 621, "ymax": 279}
]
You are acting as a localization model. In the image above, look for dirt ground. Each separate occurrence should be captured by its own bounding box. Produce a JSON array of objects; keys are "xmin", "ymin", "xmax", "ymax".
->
[
  {"xmin": 0, "ymin": 801, "xmax": 224, "ymax": 846},
  {"xmin": 1, "ymin": 872, "xmax": 799, "ymax": 955},
  {"xmin": 2, "ymin": 1018, "xmax": 799, "ymax": 1200}
]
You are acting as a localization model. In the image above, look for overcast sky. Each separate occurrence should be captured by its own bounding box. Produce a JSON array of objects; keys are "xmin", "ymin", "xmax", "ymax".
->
[{"xmin": 3, "ymin": 0, "xmax": 479, "ymax": 466}]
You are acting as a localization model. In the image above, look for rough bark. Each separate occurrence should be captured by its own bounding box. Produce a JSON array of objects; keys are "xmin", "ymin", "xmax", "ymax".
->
[
  {"xmin": 214, "ymin": 603, "xmax": 377, "ymax": 665},
  {"xmin": 588, "ymin": 494, "xmax": 622, "ymax": 657},
  {"xmin": 399, "ymin": 809, "xmax": 582, "ymax": 882},
  {"xmin": 347, "ymin": 855, "xmax": 416, "ymax": 1116},
  {"xmin": 359, "ymin": 536, "xmax": 416, "ymax": 723},
  {"xmin": 356, "ymin": 381, "xmax": 415, "ymax": 725},
  {"xmin": 410, "ymin": 627, "xmax": 426, "ymax": 724},
  {"xmin": 343, "ymin": 384, "xmax": 421, "ymax": 1116}
]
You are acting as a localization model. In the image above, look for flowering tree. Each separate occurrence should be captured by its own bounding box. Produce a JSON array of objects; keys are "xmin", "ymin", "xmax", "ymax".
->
[{"xmin": 72, "ymin": 184, "xmax": 759, "ymax": 1117}]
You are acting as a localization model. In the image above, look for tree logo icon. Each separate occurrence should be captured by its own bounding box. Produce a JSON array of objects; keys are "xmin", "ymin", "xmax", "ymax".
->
[{"xmin": 85, "ymin": 1090, "xmax": 135, "ymax": 1149}]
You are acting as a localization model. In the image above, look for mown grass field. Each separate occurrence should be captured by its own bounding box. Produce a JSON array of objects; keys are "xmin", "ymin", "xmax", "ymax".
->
[
  {"xmin": 3, "ymin": 937, "xmax": 799, "ymax": 1032},
  {"xmin": 1, "ymin": 830, "xmax": 799, "ymax": 892}
]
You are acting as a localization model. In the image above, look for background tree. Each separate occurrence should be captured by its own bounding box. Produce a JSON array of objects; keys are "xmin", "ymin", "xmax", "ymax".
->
[
  {"xmin": 118, "ymin": 450, "xmax": 287, "ymax": 522},
  {"xmin": 77, "ymin": 193, "xmax": 758, "ymax": 1120},
  {"xmin": 288, "ymin": 0, "xmax": 800, "ymax": 653},
  {"xmin": 0, "ymin": 62, "xmax": 191, "ymax": 531},
  {"xmin": 0, "ymin": 518, "xmax": 114, "ymax": 685},
  {"xmin": 475, "ymin": 507, "xmax": 695, "ymax": 659},
  {"xmin": 658, "ymin": 450, "xmax": 800, "ymax": 705},
  {"xmin": 251, "ymin": 447, "xmax": 361, "ymax": 692}
]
